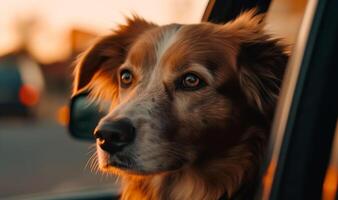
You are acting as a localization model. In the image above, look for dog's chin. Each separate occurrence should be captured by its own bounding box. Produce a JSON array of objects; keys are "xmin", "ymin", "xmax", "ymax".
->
[
  {"xmin": 103, "ymin": 162, "xmax": 165, "ymax": 176},
  {"xmin": 97, "ymin": 151, "xmax": 185, "ymax": 176}
]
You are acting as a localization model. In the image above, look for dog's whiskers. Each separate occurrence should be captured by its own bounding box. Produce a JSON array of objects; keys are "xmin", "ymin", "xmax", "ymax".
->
[
  {"xmin": 85, "ymin": 151, "xmax": 100, "ymax": 175},
  {"xmin": 87, "ymin": 144, "xmax": 97, "ymax": 153}
]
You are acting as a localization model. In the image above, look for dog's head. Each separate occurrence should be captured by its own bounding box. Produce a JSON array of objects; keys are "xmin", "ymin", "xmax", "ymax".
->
[{"xmin": 73, "ymin": 11, "xmax": 288, "ymax": 176}]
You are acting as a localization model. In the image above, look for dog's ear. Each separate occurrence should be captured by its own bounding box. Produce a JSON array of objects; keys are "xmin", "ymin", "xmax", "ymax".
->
[
  {"xmin": 72, "ymin": 17, "xmax": 156, "ymax": 96},
  {"xmin": 227, "ymin": 10, "xmax": 289, "ymax": 117},
  {"xmin": 237, "ymin": 40, "xmax": 288, "ymax": 118}
]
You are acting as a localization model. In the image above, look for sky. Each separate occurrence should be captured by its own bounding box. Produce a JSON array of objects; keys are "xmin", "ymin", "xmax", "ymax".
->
[{"xmin": 0, "ymin": 0, "xmax": 208, "ymax": 62}]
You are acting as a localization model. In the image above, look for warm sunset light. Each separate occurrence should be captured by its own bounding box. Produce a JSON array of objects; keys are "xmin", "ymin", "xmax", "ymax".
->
[
  {"xmin": 322, "ymin": 166, "xmax": 338, "ymax": 200},
  {"xmin": 56, "ymin": 105, "xmax": 70, "ymax": 126},
  {"xmin": 322, "ymin": 123, "xmax": 338, "ymax": 200},
  {"xmin": 0, "ymin": 0, "xmax": 208, "ymax": 64},
  {"xmin": 1, "ymin": 1, "xmax": 335, "ymax": 200},
  {"xmin": 262, "ymin": 160, "xmax": 277, "ymax": 199}
]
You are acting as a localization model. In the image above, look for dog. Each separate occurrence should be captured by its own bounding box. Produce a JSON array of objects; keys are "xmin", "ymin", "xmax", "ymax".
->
[{"xmin": 72, "ymin": 10, "xmax": 288, "ymax": 200}]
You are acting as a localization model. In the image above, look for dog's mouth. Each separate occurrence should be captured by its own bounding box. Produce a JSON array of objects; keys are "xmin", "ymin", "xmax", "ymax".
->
[
  {"xmin": 97, "ymin": 147, "xmax": 157, "ymax": 175},
  {"xmin": 97, "ymin": 145, "xmax": 186, "ymax": 176},
  {"xmin": 103, "ymin": 154, "xmax": 166, "ymax": 176},
  {"xmin": 109, "ymin": 154, "xmax": 136, "ymax": 171}
]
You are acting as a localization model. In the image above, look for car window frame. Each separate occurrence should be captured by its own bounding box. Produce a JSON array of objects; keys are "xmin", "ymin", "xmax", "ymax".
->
[
  {"xmin": 260, "ymin": 0, "xmax": 338, "ymax": 199},
  {"xmin": 202, "ymin": 0, "xmax": 271, "ymax": 23}
]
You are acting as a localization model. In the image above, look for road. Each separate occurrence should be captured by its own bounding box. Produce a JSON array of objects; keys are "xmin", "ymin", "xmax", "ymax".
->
[{"xmin": 0, "ymin": 119, "xmax": 119, "ymax": 199}]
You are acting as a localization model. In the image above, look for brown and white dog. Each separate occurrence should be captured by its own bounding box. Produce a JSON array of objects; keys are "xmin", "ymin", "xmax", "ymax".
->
[{"xmin": 72, "ymin": 10, "xmax": 288, "ymax": 200}]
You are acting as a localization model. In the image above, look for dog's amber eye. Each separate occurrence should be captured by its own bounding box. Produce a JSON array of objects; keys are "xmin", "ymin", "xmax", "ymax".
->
[
  {"xmin": 181, "ymin": 73, "xmax": 203, "ymax": 90},
  {"xmin": 120, "ymin": 70, "xmax": 133, "ymax": 87}
]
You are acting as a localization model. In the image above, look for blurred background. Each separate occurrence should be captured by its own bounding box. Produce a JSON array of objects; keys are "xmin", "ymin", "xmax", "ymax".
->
[
  {"xmin": 0, "ymin": 0, "xmax": 312, "ymax": 199},
  {"xmin": 0, "ymin": 0, "xmax": 209, "ymax": 198}
]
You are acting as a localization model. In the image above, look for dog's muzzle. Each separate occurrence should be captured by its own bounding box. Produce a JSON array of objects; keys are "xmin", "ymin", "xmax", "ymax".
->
[{"xmin": 94, "ymin": 118, "xmax": 135, "ymax": 154}]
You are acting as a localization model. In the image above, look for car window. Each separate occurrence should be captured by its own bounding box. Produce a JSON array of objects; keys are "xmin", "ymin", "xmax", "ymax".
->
[{"xmin": 0, "ymin": 1, "xmax": 209, "ymax": 198}]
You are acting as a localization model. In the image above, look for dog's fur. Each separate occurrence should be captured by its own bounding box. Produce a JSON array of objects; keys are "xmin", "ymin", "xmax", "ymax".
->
[{"xmin": 72, "ymin": 10, "xmax": 288, "ymax": 200}]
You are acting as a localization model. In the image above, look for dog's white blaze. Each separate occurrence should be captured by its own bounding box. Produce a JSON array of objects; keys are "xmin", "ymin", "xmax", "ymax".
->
[{"xmin": 155, "ymin": 26, "xmax": 179, "ymax": 64}]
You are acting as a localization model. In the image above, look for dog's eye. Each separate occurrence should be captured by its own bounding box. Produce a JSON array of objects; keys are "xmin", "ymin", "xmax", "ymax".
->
[
  {"xmin": 120, "ymin": 70, "xmax": 133, "ymax": 87},
  {"xmin": 180, "ymin": 73, "xmax": 204, "ymax": 90}
]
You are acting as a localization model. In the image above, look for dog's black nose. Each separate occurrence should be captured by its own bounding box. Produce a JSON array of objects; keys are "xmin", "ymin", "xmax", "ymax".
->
[{"xmin": 94, "ymin": 118, "xmax": 135, "ymax": 153}]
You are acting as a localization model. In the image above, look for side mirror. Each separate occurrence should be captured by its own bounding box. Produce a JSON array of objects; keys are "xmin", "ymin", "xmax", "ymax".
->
[{"xmin": 68, "ymin": 92, "xmax": 108, "ymax": 141}]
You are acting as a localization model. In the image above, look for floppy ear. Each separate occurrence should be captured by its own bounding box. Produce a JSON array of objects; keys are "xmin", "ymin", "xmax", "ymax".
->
[
  {"xmin": 72, "ymin": 17, "xmax": 156, "ymax": 97},
  {"xmin": 227, "ymin": 10, "xmax": 289, "ymax": 118}
]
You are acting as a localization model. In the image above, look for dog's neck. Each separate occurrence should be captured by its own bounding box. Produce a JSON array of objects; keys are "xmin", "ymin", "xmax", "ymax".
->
[{"xmin": 120, "ymin": 127, "xmax": 266, "ymax": 200}]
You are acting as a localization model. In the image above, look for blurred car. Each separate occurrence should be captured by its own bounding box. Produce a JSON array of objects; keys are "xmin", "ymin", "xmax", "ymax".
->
[{"xmin": 0, "ymin": 52, "xmax": 44, "ymax": 117}]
